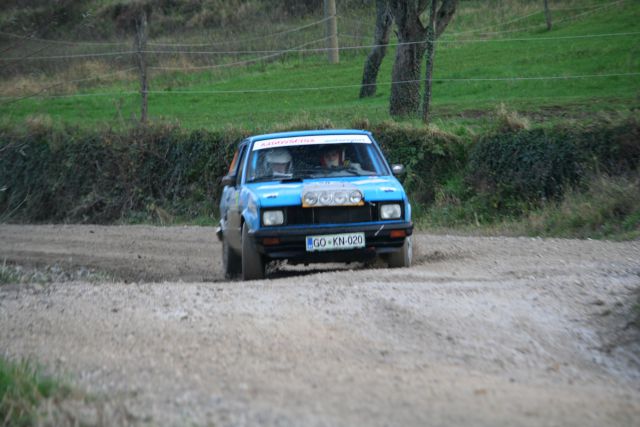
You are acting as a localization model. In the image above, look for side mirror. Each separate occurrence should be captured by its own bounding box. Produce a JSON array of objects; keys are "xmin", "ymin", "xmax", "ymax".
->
[
  {"xmin": 221, "ymin": 174, "xmax": 236, "ymax": 187},
  {"xmin": 391, "ymin": 164, "xmax": 405, "ymax": 176}
]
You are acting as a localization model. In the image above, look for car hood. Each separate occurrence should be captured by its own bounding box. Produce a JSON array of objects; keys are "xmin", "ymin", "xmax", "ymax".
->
[{"xmin": 245, "ymin": 176, "xmax": 406, "ymax": 208}]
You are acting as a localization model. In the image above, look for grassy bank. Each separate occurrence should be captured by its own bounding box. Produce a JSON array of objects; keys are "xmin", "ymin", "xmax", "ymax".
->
[{"xmin": 0, "ymin": 357, "xmax": 70, "ymax": 426}]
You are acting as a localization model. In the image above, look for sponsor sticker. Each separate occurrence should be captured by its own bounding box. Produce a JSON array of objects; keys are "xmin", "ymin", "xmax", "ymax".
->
[{"xmin": 253, "ymin": 134, "xmax": 371, "ymax": 151}]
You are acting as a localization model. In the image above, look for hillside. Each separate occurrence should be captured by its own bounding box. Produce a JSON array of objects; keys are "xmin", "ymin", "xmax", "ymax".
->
[{"xmin": 0, "ymin": 0, "xmax": 638, "ymax": 131}]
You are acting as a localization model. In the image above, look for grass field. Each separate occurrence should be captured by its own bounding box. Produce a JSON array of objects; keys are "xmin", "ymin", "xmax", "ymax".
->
[{"xmin": 0, "ymin": 0, "xmax": 638, "ymax": 131}]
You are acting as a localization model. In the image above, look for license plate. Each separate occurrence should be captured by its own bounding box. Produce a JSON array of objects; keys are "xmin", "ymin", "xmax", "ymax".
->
[{"xmin": 306, "ymin": 232, "xmax": 365, "ymax": 252}]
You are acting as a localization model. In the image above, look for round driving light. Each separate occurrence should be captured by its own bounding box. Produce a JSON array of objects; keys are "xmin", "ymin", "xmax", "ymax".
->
[
  {"xmin": 333, "ymin": 191, "xmax": 347, "ymax": 205},
  {"xmin": 319, "ymin": 191, "xmax": 333, "ymax": 205},
  {"xmin": 349, "ymin": 191, "xmax": 362, "ymax": 204},
  {"xmin": 303, "ymin": 191, "xmax": 318, "ymax": 206}
]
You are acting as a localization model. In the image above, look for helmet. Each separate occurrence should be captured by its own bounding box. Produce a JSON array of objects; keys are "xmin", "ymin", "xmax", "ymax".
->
[
  {"xmin": 265, "ymin": 148, "xmax": 292, "ymax": 176},
  {"xmin": 266, "ymin": 148, "xmax": 292, "ymax": 164}
]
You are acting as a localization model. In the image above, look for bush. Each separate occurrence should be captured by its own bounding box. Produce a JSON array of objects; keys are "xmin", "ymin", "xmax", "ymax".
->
[
  {"xmin": 570, "ymin": 115, "xmax": 640, "ymax": 175},
  {"xmin": 368, "ymin": 121, "xmax": 466, "ymax": 204},
  {"xmin": 465, "ymin": 116, "xmax": 640, "ymax": 215},
  {"xmin": 0, "ymin": 123, "xmax": 248, "ymax": 223},
  {"xmin": 467, "ymin": 128, "xmax": 583, "ymax": 211}
]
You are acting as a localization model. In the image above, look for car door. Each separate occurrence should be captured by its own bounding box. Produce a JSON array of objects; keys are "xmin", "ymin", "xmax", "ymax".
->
[{"xmin": 221, "ymin": 142, "xmax": 248, "ymax": 251}]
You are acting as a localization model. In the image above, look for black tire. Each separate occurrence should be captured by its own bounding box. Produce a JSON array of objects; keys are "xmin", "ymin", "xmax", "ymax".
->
[
  {"xmin": 241, "ymin": 223, "xmax": 265, "ymax": 280},
  {"xmin": 387, "ymin": 236, "xmax": 412, "ymax": 268},
  {"xmin": 222, "ymin": 235, "xmax": 241, "ymax": 279}
]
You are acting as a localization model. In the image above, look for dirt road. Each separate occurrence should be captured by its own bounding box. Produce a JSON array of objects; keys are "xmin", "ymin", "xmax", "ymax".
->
[{"xmin": 1, "ymin": 224, "xmax": 639, "ymax": 426}]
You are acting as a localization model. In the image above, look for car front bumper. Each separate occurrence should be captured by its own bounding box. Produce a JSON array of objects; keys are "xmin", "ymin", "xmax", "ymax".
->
[{"xmin": 251, "ymin": 221, "xmax": 413, "ymax": 263}]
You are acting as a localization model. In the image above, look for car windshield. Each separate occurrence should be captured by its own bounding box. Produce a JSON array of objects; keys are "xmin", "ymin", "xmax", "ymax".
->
[{"xmin": 246, "ymin": 140, "xmax": 389, "ymax": 183}]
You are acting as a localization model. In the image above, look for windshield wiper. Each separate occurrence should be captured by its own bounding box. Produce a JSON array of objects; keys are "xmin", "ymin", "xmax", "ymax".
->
[
  {"xmin": 278, "ymin": 176, "xmax": 303, "ymax": 183},
  {"xmin": 247, "ymin": 174, "xmax": 306, "ymax": 184}
]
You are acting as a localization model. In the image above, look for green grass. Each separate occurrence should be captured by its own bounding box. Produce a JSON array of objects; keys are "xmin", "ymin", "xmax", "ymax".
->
[
  {"xmin": 1, "ymin": 0, "xmax": 638, "ymax": 131},
  {"xmin": 418, "ymin": 171, "xmax": 640, "ymax": 240},
  {"xmin": 526, "ymin": 174, "xmax": 640, "ymax": 240},
  {"xmin": 0, "ymin": 357, "xmax": 70, "ymax": 427}
]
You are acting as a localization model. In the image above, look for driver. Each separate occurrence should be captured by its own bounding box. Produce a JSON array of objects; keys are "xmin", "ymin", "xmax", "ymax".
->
[
  {"xmin": 265, "ymin": 148, "xmax": 292, "ymax": 176},
  {"xmin": 320, "ymin": 146, "xmax": 345, "ymax": 168}
]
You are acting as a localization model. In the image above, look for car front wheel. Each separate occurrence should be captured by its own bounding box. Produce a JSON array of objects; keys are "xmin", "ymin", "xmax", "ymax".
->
[
  {"xmin": 222, "ymin": 234, "xmax": 241, "ymax": 279},
  {"xmin": 241, "ymin": 222, "xmax": 265, "ymax": 280},
  {"xmin": 387, "ymin": 236, "xmax": 412, "ymax": 268}
]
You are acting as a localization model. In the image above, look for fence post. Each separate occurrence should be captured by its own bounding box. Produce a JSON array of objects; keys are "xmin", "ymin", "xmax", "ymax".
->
[
  {"xmin": 134, "ymin": 8, "xmax": 148, "ymax": 124},
  {"xmin": 324, "ymin": 0, "xmax": 339, "ymax": 64}
]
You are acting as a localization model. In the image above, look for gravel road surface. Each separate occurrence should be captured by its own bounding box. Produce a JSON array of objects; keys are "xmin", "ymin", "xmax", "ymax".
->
[{"xmin": 1, "ymin": 224, "xmax": 639, "ymax": 426}]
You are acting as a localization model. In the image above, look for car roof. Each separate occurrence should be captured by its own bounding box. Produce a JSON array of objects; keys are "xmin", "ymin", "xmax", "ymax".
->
[{"xmin": 246, "ymin": 129, "xmax": 372, "ymax": 144}]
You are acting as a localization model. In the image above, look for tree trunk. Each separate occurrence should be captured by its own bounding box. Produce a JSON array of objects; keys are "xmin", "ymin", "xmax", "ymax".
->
[
  {"xmin": 389, "ymin": 41, "xmax": 425, "ymax": 116},
  {"xmin": 543, "ymin": 0, "xmax": 552, "ymax": 31},
  {"xmin": 389, "ymin": 0, "xmax": 427, "ymax": 116},
  {"xmin": 422, "ymin": 0, "xmax": 437, "ymax": 123},
  {"xmin": 360, "ymin": 0, "xmax": 393, "ymax": 98}
]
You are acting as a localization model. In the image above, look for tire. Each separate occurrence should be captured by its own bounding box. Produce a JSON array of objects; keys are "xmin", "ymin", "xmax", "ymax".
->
[
  {"xmin": 387, "ymin": 236, "xmax": 412, "ymax": 268},
  {"xmin": 222, "ymin": 235, "xmax": 241, "ymax": 279},
  {"xmin": 241, "ymin": 222, "xmax": 265, "ymax": 280}
]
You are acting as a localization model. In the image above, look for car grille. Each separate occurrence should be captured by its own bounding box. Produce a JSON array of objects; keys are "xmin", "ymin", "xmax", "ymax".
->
[{"xmin": 285, "ymin": 204, "xmax": 378, "ymax": 225}]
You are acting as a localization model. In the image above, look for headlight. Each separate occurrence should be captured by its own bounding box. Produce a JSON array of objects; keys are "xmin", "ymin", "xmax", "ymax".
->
[
  {"xmin": 349, "ymin": 191, "xmax": 362, "ymax": 205},
  {"xmin": 262, "ymin": 210, "xmax": 284, "ymax": 226},
  {"xmin": 303, "ymin": 191, "xmax": 318, "ymax": 206},
  {"xmin": 333, "ymin": 191, "xmax": 347, "ymax": 205},
  {"xmin": 380, "ymin": 203, "xmax": 402, "ymax": 220},
  {"xmin": 319, "ymin": 191, "xmax": 333, "ymax": 205}
]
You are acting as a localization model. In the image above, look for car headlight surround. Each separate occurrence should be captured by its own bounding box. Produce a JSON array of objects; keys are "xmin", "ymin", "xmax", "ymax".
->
[
  {"xmin": 262, "ymin": 209, "xmax": 284, "ymax": 226},
  {"xmin": 380, "ymin": 203, "xmax": 402, "ymax": 220},
  {"xmin": 302, "ymin": 189, "xmax": 364, "ymax": 207}
]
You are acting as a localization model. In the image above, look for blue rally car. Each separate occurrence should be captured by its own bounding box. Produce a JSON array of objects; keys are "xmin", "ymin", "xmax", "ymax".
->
[{"xmin": 216, "ymin": 130, "xmax": 413, "ymax": 280}]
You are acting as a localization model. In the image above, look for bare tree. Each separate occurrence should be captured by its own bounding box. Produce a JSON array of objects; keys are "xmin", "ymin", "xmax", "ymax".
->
[
  {"xmin": 359, "ymin": 0, "xmax": 393, "ymax": 98},
  {"xmin": 544, "ymin": 0, "xmax": 552, "ymax": 31},
  {"xmin": 387, "ymin": 0, "xmax": 457, "ymax": 117}
]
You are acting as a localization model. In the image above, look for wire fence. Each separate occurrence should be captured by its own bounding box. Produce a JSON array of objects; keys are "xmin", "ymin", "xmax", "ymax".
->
[
  {"xmin": 2, "ymin": 72, "xmax": 637, "ymax": 102},
  {"xmin": 0, "ymin": 0, "xmax": 628, "ymax": 66},
  {"xmin": 2, "ymin": 31, "xmax": 638, "ymax": 62},
  {"xmin": 0, "ymin": 0, "xmax": 636, "ymax": 115}
]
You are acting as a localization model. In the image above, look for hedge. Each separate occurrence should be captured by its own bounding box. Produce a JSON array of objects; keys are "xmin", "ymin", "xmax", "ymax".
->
[
  {"xmin": 0, "ymin": 122, "xmax": 463, "ymax": 223},
  {"xmin": 1, "ymin": 117, "xmax": 637, "ymax": 223},
  {"xmin": 466, "ymin": 116, "xmax": 640, "ymax": 213}
]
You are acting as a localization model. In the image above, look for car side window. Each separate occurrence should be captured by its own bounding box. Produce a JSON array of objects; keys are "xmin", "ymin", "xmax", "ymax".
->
[{"xmin": 234, "ymin": 145, "xmax": 247, "ymax": 186}]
